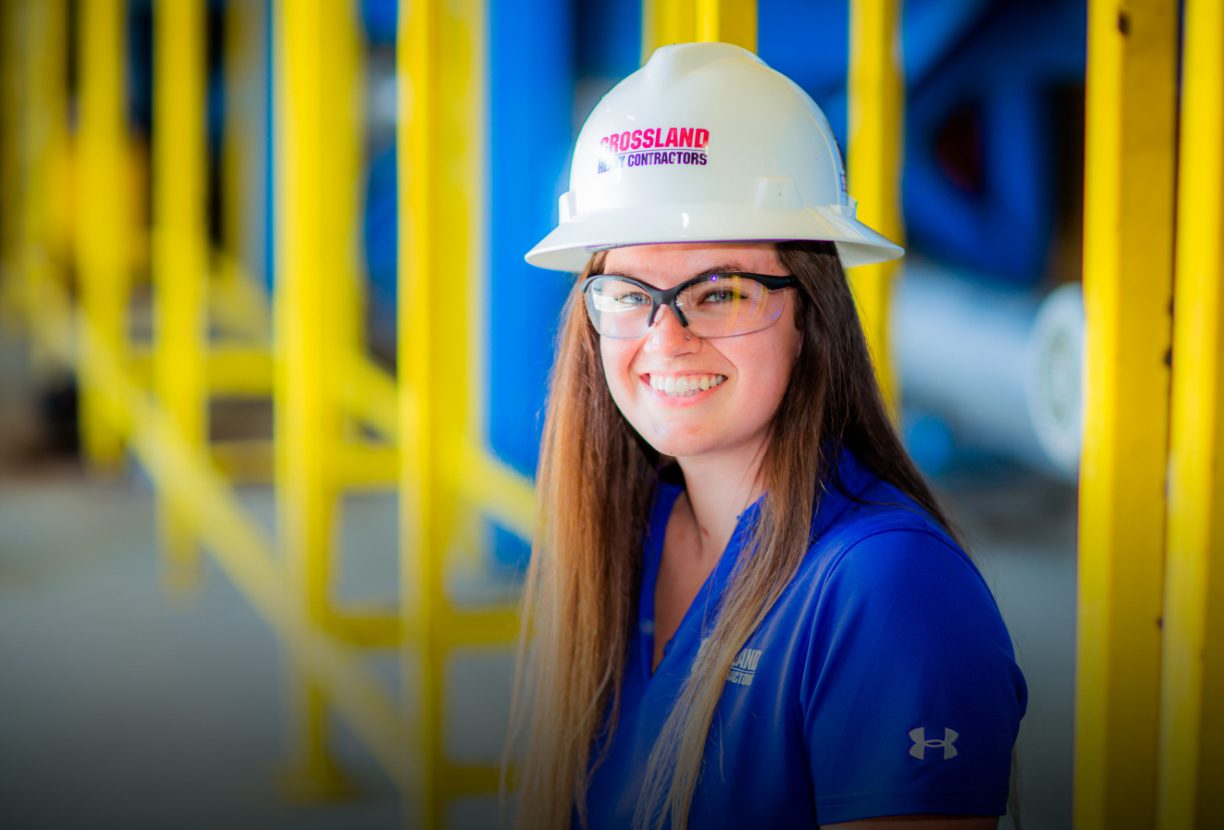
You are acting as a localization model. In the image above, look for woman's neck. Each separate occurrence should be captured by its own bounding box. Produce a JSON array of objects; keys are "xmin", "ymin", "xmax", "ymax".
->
[{"xmin": 673, "ymin": 444, "xmax": 768, "ymax": 565}]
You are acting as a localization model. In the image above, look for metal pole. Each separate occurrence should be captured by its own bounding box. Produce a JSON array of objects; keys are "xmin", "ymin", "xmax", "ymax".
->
[
  {"xmin": 400, "ymin": 0, "xmax": 492, "ymax": 820},
  {"xmin": 1076, "ymin": 0, "xmax": 1178, "ymax": 826},
  {"xmin": 275, "ymin": 0, "xmax": 360, "ymax": 796},
  {"xmin": 75, "ymin": 0, "xmax": 130, "ymax": 470},
  {"xmin": 152, "ymin": 0, "xmax": 208, "ymax": 590},
  {"xmin": 847, "ymin": 0, "xmax": 904, "ymax": 413},
  {"xmin": 401, "ymin": 0, "xmax": 446, "ymax": 821},
  {"xmin": 0, "ymin": 0, "xmax": 23, "ymax": 315},
  {"xmin": 18, "ymin": 0, "xmax": 68, "ymax": 372},
  {"xmin": 1158, "ymin": 0, "xmax": 1224, "ymax": 823}
]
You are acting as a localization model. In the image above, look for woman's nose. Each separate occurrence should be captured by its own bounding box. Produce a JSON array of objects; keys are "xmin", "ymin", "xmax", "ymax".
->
[{"xmin": 644, "ymin": 305, "xmax": 698, "ymax": 353}]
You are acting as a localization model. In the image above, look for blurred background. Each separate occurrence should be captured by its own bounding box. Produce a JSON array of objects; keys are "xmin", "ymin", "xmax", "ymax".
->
[{"xmin": 0, "ymin": 0, "xmax": 1165, "ymax": 827}]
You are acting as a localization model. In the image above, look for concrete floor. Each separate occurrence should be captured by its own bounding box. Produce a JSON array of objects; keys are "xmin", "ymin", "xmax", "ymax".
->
[
  {"xmin": 0, "ymin": 470, "xmax": 405, "ymax": 830},
  {"xmin": 0, "ymin": 332, "xmax": 1077, "ymax": 829}
]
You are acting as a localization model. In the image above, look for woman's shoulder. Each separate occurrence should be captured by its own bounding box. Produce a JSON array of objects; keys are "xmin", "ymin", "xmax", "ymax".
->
[{"xmin": 788, "ymin": 449, "xmax": 1001, "ymax": 625}]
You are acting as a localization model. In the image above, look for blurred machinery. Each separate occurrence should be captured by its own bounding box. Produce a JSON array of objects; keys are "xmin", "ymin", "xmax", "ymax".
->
[{"xmin": 896, "ymin": 263, "xmax": 1084, "ymax": 481}]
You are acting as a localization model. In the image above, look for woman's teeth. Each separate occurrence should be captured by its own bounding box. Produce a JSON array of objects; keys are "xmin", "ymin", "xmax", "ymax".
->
[{"xmin": 648, "ymin": 373, "xmax": 727, "ymax": 397}]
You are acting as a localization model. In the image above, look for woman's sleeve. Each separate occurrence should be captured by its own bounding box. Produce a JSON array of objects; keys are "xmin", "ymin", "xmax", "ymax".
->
[{"xmin": 799, "ymin": 527, "xmax": 1027, "ymax": 824}]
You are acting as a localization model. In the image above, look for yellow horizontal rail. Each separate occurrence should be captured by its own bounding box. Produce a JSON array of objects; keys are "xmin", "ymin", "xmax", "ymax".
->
[
  {"xmin": 337, "ymin": 349, "xmax": 405, "ymax": 442},
  {"xmin": 211, "ymin": 439, "xmax": 275, "ymax": 483},
  {"xmin": 207, "ymin": 344, "xmax": 273, "ymax": 395},
  {"xmin": 332, "ymin": 442, "xmax": 399, "ymax": 489},
  {"xmin": 314, "ymin": 581, "xmax": 521, "ymax": 654},
  {"xmin": 212, "ymin": 251, "xmax": 270, "ymax": 345},
  {"xmin": 437, "ymin": 761, "xmax": 502, "ymax": 801},
  {"xmin": 432, "ymin": 606, "xmax": 520, "ymax": 649},
  {"xmin": 323, "ymin": 607, "xmax": 400, "ymax": 649},
  {"xmin": 456, "ymin": 444, "xmax": 536, "ymax": 543}
]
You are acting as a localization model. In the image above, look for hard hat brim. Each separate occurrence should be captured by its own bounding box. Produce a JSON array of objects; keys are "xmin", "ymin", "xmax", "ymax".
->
[{"xmin": 524, "ymin": 203, "xmax": 904, "ymax": 272}]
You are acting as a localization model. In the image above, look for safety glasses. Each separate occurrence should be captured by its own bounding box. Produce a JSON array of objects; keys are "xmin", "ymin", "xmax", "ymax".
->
[{"xmin": 580, "ymin": 272, "xmax": 797, "ymax": 339}]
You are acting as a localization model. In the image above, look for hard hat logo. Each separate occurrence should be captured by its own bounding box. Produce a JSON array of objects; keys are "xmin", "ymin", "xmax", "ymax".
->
[
  {"xmin": 599, "ymin": 127, "xmax": 710, "ymax": 154},
  {"xmin": 525, "ymin": 42, "xmax": 905, "ymax": 272},
  {"xmin": 597, "ymin": 127, "xmax": 711, "ymax": 176}
]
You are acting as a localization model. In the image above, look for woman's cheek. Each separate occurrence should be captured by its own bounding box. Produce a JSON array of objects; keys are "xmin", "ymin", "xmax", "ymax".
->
[{"xmin": 599, "ymin": 340, "xmax": 637, "ymax": 417}]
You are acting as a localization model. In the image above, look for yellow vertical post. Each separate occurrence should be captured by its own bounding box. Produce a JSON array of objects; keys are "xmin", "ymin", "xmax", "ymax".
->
[
  {"xmin": 2, "ymin": 0, "xmax": 26, "ymax": 325},
  {"xmin": 400, "ymin": 0, "xmax": 485, "ymax": 822},
  {"xmin": 275, "ymin": 0, "xmax": 361, "ymax": 795},
  {"xmin": 0, "ymin": 0, "xmax": 22, "ymax": 312},
  {"xmin": 334, "ymin": 25, "xmax": 366, "ymax": 394},
  {"xmin": 19, "ymin": 0, "xmax": 69, "ymax": 366},
  {"xmin": 1158, "ymin": 0, "xmax": 1224, "ymax": 824},
  {"xmin": 401, "ymin": 1, "xmax": 446, "ymax": 823},
  {"xmin": 846, "ymin": 0, "xmax": 903, "ymax": 412},
  {"xmin": 1076, "ymin": 1, "xmax": 1178, "ymax": 827},
  {"xmin": 642, "ymin": 0, "xmax": 756, "ymax": 57},
  {"xmin": 76, "ymin": 0, "xmax": 131, "ymax": 469},
  {"xmin": 152, "ymin": 0, "xmax": 207, "ymax": 590},
  {"xmin": 222, "ymin": 0, "xmax": 254, "ymax": 277},
  {"xmin": 37, "ymin": 0, "xmax": 71, "ymax": 315}
]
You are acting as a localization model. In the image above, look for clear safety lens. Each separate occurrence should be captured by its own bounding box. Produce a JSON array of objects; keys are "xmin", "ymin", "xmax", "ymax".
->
[{"xmin": 583, "ymin": 274, "xmax": 788, "ymax": 339}]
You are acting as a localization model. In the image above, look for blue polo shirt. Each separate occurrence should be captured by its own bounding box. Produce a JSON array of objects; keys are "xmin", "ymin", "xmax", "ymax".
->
[{"xmin": 583, "ymin": 449, "xmax": 1027, "ymax": 828}]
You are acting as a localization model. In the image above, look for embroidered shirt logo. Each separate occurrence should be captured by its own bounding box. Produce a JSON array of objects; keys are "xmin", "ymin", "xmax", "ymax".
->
[
  {"xmin": 908, "ymin": 726, "xmax": 959, "ymax": 760},
  {"xmin": 727, "ymin": 648, "xmax": 763, "ymax": 687}
]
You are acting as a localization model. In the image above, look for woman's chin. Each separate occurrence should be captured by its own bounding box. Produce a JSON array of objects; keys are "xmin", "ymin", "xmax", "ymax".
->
[{"xmin": 637, "ymin": 429, "xmax": 724, "ymax": 463}]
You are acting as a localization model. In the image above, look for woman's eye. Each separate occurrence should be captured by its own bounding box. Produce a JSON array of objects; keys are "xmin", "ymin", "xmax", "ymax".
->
[
  {"xmin": 612, "ymin": 291, "xmax": 650, "ymax": 308},
  {"xmin": 699, "ymin": 288, "xmax": 742, "ymax": 304}
]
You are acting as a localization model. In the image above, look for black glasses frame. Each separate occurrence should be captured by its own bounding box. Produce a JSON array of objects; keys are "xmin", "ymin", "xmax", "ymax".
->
[{"xmin": 579, "ymin": 272, "xmax": 797, "ymax": 332}]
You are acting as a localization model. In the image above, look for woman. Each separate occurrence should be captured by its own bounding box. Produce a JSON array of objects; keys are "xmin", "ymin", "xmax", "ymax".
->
[{"xmin": 507, "ymin": 43, "xmax": 1026, "ymax": 830}]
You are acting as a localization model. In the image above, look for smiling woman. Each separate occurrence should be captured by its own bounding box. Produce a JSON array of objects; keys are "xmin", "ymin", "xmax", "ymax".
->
[{"xmin": 505, "ymin": 43, "xmax": 1026, "ymax": 830}]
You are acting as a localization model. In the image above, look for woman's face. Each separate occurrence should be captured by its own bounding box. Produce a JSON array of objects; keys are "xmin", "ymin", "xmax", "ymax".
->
[{"xmin": 597, "ymin": 242, "xmax": 802, "ymax": 466}]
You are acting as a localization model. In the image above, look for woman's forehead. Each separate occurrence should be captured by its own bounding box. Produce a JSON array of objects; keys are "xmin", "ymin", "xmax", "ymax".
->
[{"xmin": 601, "ymin": 242, "xmax": 784, "ymax": 282}]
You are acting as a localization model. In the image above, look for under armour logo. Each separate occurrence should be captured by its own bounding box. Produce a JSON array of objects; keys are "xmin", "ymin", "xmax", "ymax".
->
[{"xmin": 909, "ymin": 727, "xmax": 959, "ymax": 760}]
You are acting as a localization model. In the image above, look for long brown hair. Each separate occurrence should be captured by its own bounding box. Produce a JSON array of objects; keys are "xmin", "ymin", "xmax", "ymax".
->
[{"xmin": 504, "ymin": 241, "xmax": 958, "ymax": 830}]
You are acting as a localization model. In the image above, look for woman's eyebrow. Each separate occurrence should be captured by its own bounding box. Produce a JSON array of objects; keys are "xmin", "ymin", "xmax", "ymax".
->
[{"xmin": 609, "ymin": 263, "xmax": 749, "ymax": 281}]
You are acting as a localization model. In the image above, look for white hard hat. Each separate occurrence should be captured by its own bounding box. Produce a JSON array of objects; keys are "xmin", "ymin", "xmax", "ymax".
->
[{"xmin": 525, "ymin": 41, "xmax": 904, "ymax": 272}]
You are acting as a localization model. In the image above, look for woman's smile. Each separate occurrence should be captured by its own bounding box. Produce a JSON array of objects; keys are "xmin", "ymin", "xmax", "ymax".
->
[{"xmin": 643, "ymin": 372, "xmax": 728, "ymax": 400}]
